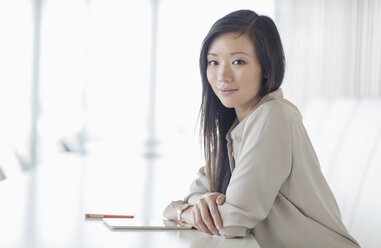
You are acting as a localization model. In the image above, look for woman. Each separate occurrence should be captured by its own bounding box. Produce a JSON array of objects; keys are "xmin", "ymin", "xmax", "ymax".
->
[{"xmin": 163, "ymin": 9, "xmax": 360, "ymax": 248}]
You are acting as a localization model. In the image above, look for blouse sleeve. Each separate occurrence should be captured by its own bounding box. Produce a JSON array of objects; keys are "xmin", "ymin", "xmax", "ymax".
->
[
  {"xmin": 183, "ymin": 166, "xmax": 211, "ymax": 204},
  {"xmin": 218, "ymin": 105, "xmax": 293, "ymax": 238}
]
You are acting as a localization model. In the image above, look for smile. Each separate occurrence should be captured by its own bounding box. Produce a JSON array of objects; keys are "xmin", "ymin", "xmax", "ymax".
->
[{"xmin": 218, "ymin": 88, "xmax": 238, "ymax": 96}]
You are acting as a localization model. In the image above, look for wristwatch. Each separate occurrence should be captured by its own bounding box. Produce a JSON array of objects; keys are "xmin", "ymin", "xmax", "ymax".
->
[{"xmin": 176, "ymin": 203, "xmax": 191, "ymax": 224}]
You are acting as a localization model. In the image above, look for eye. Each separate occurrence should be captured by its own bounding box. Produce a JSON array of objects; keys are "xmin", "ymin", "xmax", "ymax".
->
[
  {"xmin": 233, "ymin": 59, "xmax": 246, "ymax": 65},
  {"xmin": 208, "ymin": 60, "xmax": 218, "ymax": 66}
]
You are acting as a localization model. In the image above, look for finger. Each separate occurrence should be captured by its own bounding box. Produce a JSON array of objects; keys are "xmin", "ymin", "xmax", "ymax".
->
[
  {"xmin": 216, "ymin": 195, "xmax": 225, "ymax": 205},
  {"xmin": 208, "ymin": 201, "xmax": 222, "ymax": 230},
  {"xmin": 199, "ymin": 202, "xmax": 219, "ymax": 235},
  {"xmin": 195, "ymin": 205, "xmax": 213, "ymax": 235},
  {"xmin": 194, "ymin": 205, "xmax": 213, "ymax": 235},
  {"xmin": 194, "ymin": 223, "xmax": 202, "ymax": 232},
  {"xmin": 194, "ymin": 206, "xmax": 211, "ymax": 234},
  {"xmin": 191, "ymin": 206, "xmax": 202, "ymax": 230},
  {"xmin": 191, "ymin": 208, "xmax": 200, "ymax": 230}
]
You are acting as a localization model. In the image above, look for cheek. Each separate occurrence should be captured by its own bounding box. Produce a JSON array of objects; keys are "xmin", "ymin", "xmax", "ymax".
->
[
  {"xmin": 206, "ymin": 69, "xmax": 213, "ymax": 83},
  {"xmin": 244, "ymin": 71, "xmax": 262, "ymax": 89},
  {"xmin": 206, "ymin": 69, "xmax": 216, "ymax": 88}
]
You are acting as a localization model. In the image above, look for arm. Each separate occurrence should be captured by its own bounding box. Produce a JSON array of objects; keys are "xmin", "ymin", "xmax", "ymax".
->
[
  {"xmin": 163, "ymin": 193, "xmax": 226, "ymax": 236},
  {"xmin": 183, "ymin": 166, "xmax": 211, "ymax": 204},
  {"xmin": 163, "ymin": 166, "xmax": 212, "ymax": 223},
  {"xmin": 218, "ymin": 106, "xmax": 292, "ymax": 238},
  {"xmin": 163, "ymin": 165, "xmax": 226, "ymax": 235}
]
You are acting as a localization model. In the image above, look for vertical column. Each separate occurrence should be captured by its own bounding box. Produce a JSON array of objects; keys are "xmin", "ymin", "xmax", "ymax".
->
[
  {"xmin": 29, "ymin": 0, "xmax": 42, "ymax": 169},
  {"xmin": 145, "ymin": 0, "xmax": 160, "ymax": 159},
  {"xmin": 140, "ymin": 0, "xmax": 160, "ymax": 222}
]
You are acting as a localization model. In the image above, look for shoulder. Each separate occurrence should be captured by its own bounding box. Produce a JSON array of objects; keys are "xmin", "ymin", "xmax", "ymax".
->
[
  {"xmin": 237, "ymin": 98, "xmax": 302, "ymax": 140},
  {"xmin": 248, "ymin": 98, "xmax": 302, "ymax": 126}
]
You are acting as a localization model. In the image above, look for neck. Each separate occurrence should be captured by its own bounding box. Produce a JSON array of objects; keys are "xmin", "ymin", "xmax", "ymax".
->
[{"xmin": 235, "ymin": 97, "xmax": 262, "ymax": 122}]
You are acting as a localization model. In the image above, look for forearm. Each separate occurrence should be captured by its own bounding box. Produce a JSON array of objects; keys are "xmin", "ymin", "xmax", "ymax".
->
[
  {"xmin": 164, "ymin": 192, "xmax": 226, "ymax": 236},
  {"xmin": 183, "ymin": 204, "xmax": 247, "ymax": 238}
]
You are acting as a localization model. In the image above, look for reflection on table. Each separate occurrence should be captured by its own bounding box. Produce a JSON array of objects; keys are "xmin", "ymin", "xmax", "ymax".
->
[{"xmin": 0, "ymin": 153, "xmax": 260, "ymax": 248}]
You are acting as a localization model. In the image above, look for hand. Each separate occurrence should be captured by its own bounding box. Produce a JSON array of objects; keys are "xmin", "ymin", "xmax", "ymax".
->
[
  {"xmin": 191, "ymin": 192, "xmax": 226, "ymax": 236},
  {"xmin": 163, "ymin": 200, "xmax": 186, "ymax": 220}
]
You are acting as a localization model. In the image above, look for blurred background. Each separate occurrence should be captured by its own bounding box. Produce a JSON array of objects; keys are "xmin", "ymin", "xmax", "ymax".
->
[{"xmin": 0, "ymin": 0, "xmax": 380, "ymax": 246}]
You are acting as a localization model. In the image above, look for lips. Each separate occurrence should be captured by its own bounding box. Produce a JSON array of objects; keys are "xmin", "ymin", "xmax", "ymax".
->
[{"xmin": 218, "ymin": 88, "xmax": 238, "ymax": 96}]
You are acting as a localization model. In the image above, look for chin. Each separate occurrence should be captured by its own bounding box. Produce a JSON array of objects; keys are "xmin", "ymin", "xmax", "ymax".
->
[{"xmin": 220, "ymin": 101, "xmax": 236, "ymax": 109}]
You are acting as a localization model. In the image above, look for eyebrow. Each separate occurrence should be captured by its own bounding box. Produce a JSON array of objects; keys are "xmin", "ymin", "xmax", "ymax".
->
[{"xmin": 207, "ymin": 51, "xmax": 251, "ymax": 56}]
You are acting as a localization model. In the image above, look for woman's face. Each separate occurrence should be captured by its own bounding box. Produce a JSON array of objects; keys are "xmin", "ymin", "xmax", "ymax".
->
[{"xmin": 206, "ymin": 32, "xmax": 263, "ymax": 121}]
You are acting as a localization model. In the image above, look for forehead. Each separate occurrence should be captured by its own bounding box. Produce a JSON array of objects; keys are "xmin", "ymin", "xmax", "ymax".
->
[{"xmin": 208, "ymin": 32, "xmax": 255, "ymax": 55}]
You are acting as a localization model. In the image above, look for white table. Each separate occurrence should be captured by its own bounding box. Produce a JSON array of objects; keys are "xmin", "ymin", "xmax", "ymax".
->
[{"xmin": 0, "ymin": 153, "xmax": 260, "ymax": 248}]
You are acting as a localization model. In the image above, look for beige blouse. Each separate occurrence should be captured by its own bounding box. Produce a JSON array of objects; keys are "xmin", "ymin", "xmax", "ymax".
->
[{"xmin": 184, "ymin": 89, "xmax": 360, "ymax": 248}]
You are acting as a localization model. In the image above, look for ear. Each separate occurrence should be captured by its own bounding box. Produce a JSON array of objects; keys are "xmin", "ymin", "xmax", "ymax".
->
[{"xmin": 262, "ymin": 75, "xmax": 268, "ymax": 83}]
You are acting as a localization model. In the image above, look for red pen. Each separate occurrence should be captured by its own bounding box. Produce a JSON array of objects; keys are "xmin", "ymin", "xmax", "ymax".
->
[{"xmin": 85, "ymin": 213, "xmax": 134, "ymax": 219}]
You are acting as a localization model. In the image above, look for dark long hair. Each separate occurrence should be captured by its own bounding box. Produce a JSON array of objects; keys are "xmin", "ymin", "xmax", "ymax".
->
[{"xmin": 199, "ymin": 10, "xmax": 285, "ymax": 193}]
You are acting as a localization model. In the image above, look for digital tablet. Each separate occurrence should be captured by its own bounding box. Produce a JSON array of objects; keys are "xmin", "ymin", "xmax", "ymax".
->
[{"xmin": 103, "ymin": 218, "xmax": 193, "ymax": 230}]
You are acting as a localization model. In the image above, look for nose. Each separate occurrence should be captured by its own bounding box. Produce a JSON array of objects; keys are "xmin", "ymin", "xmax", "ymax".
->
[{"xmin": 217, "ymin": 63, "xmax": 233, "ymax": 84}]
